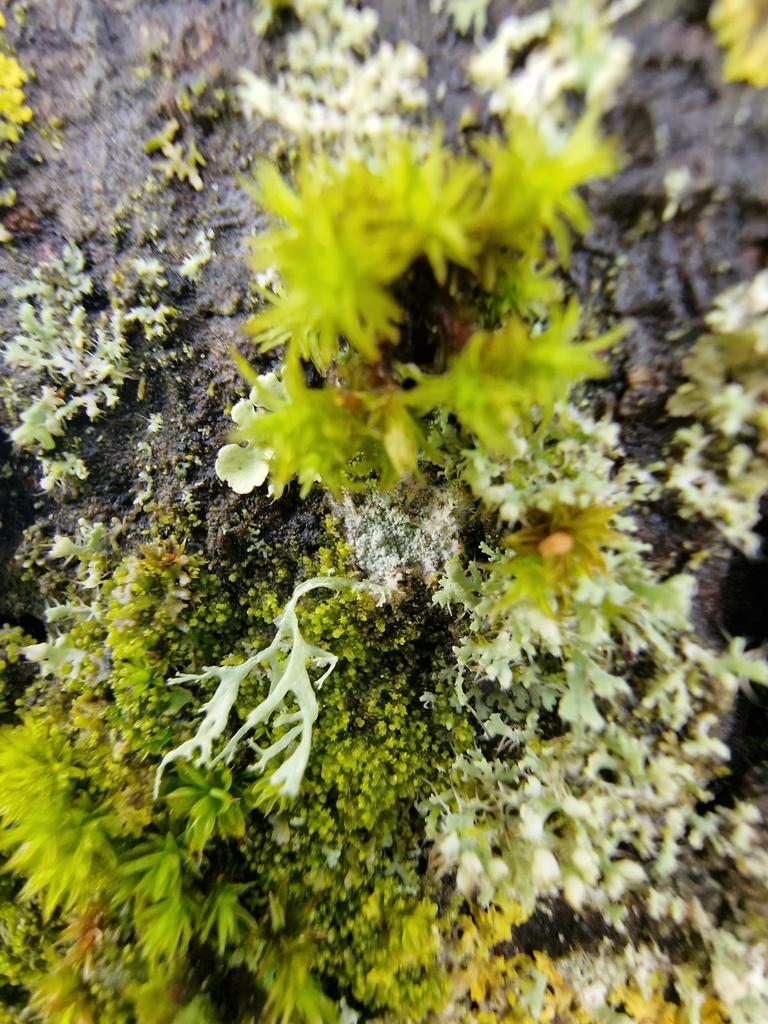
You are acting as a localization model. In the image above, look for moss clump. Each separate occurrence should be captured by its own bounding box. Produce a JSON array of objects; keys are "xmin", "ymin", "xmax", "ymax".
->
[
  {"xmin": 0, "ymin": 518, "xmax": 477, "ymax": 1023},
  {"xmin": 0, "ymin": 14, "xmax": 31, "ymax": 147},
  {"xmin": 243, "ymin": 129, "xmax": 616, "ymax": 366},
  {"xmin": 25, "ymin": 536, "xmax": 240, "ymax": 761},
  {"xmin": 710, "ymin": 0, "xmax": 768, "ymax": 87},
  {"xmin": 0, "ymin": 875, "xmax": 56, "ymax": 999},
  {"xmin": 237, "ymin": 578, "xmax": 474, "ymax": 1014},
  {"xmin": 103, "ymin": 542, "xmax": 238, "ymax": 758},
  {"xmin": 215, "ymin": 117, "xmax": 622, "ymax": 499}
]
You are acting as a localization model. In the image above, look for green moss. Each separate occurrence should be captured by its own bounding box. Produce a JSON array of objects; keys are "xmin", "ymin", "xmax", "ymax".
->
[
  {"xmin": 216, "ymin": 120, "xmax": 621, "ymax": 499},
  {"xmin": 0, "ymin": 516, "xmax": 477, "ymax": 1022},
  {"xmin": 103, "ymin": 544, "xmax": 240, "ymax": 758},
  {"xmin": 0, "ymin": 875, "xmax": 56, "ymax": 990},
  {"xmin": 237, "ymin": 591, "xmax": 469, "ymax": 1015},
  {"xmin": 337, "ymin": 883, "xmax": 445, "ymax": 1017},
  {"xmin": 188, "ymin": 536, "xmax": 473, "ymax": 1015},
  {"xmin": 0, "ymin": 13, "xmax": 31, "ymax": 148}
]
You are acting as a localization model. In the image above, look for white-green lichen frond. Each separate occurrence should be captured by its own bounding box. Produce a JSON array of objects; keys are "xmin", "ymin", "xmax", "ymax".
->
[
  {"xmin": 38, "ymin": 453, "xmax": 89, "ymax": 493},
  {"xmin": 47, "ymin": 518, "xmax": 114, "ymax": 590},
  {"xmin": 666, "ymin": 268, "xmax": 768, "ymax": 554},
  {"xmin": 426, "ymin": 399, "xmax": 768, "ymax": 937},
  {"xmin": 664, "ymin": 423, "xmax": 768, "ymax": 556},
  {"xmin": 214, "ymin": 372, "xmax": 282, "ymax": 495},
  {"xmin": 436, "ymin": 403, "xmax": 674, "ymax": 688},
  {"xmin": 2, "ymin": 245, "xmax": 128, "ymax": 487},
  {"xmin": 155, "ymin": 576, "xmax": 386, "ymax": 800},
  {"xmin": 428, "ymin": 633, "xmax": 768, "ymax": 941},
  {"xmin": 466, "ymin": 0, "xmax": 638, "ymax": 146},
  {"xmin": 550, "ymin": 861, "xmax": 768, "ymax": 1024},
  {"xmin": 178, "ymin": 229, "xmax": 214, "ymax": 282},
  {"xmin": 5, "ymin": 246, "xmax": 126, "ymax": 408},
  {"xmin": 144, "ymin": 118, "xmax": 206, "ymax": 191},
  {"xmin": 124, "ymin": 302, "xmax": 175, "ymax": 341},
  {"xmin": 122, "ymin": 252, "xmax": 176, "ymax": 340},
  {"xmin": 430, "ymin": 0, "xmax": 493, "ymax": 37},
  {"xmin": 239, "ymin": 0, "xmax": 427, "ymax": 155},
  {"xmin": 662, "ymin": 165, "xmax": 694, "ymax": 221}
]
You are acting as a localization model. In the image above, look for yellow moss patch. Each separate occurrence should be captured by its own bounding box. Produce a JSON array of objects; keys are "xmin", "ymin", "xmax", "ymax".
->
[
  {"xmin": 0, "ymin": 14, "xmax": 31, "ymax": 145},
  {"xmin": 710, "ymin": 0, "xmax": 768, "ymax": 87}
]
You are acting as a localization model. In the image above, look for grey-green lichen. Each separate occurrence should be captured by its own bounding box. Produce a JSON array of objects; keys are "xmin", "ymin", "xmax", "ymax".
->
[
  {"xmin": 665, "ymin": 268, "xmax": 768, "ymax": 555},
  {"xmin": 240, "ymin": 0, "xmax": 428, "ymax": 155},
  {"xmin": 331, "ymin": 483, "xmax": 464, "ymax": 587},
  {"xmin": 465, "ymin": 0, "xmax": 637, "ymax": 145},
  {"xmin": 2, "ymin": 245, "xmax": 127, "ymax": 490},
  {"xmin": 1, "ymin": 244, "xmax": 180, "ymax": 495}
]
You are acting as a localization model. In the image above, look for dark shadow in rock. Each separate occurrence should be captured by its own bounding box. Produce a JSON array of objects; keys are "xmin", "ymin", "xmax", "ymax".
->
[
  {"xmin": 0, "ymin": 430, "xmax": 36, "ymax": 553},
  {"xmin": 503, "ymin": 901, "xmax": 619, "ymax": 960},
  {"xmin": 709, "ymin": 505, "xmax": 768, "ymax": 797},
  {"xmin": 721, "ymin": 510, "xmax": 768, "ymax": 652},
  {"xmin": 0, "ymin": 611, "xmax": 46, "ymax": 642},
  {"xmin": 0, "ymin": 430, "xmax": 43, "ymax": 626}
]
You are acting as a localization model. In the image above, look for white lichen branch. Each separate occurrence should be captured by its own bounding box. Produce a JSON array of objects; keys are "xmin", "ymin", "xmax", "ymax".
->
[{"xmin": 154, "ymin": 576, "xmax": 385, "ymax": 799}]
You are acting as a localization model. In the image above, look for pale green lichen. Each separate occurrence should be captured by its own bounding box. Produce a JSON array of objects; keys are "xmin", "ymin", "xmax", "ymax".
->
[
  {"xmin": 2, "ymin": 245, "xmax": 127, "ymax": 489},
  {"xmin": 239, "ymin": 0, "xmax": 428, "ymax": 155},
  {"xmin": 466, "ymin": 0, "xmax": 637, "ymax": 147},
  {"xmin": 419, "ymin": 394, "xmax": 768, "ymax": 1020},
  {"xmin": 144, "ymin": 118, "xmax": 206, "ymax": 191},
  {"xmin": 36, "ymin": 452, "xmax": 90, "ymax": 494},
  {"xmin": 666, "ymin": 268, "xmax": 768, "ymax": 554},
  {"xmin": 214, "ymin": 371, "xmax": 280, "ymax": 495},
  {"xmin": 123, "ymin": 254, "xmax": 176, "ymax": 340},
  {"xmin": 0, "ymin": 246, "xmax": 179, "ymax": 492},
  {"xmin": 430, "ymin": 0, "xmax": 493, "ymax": 37},
  {"xmin": 178, "ymin": 229, "xmax": 214, "ymax": 282}
]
